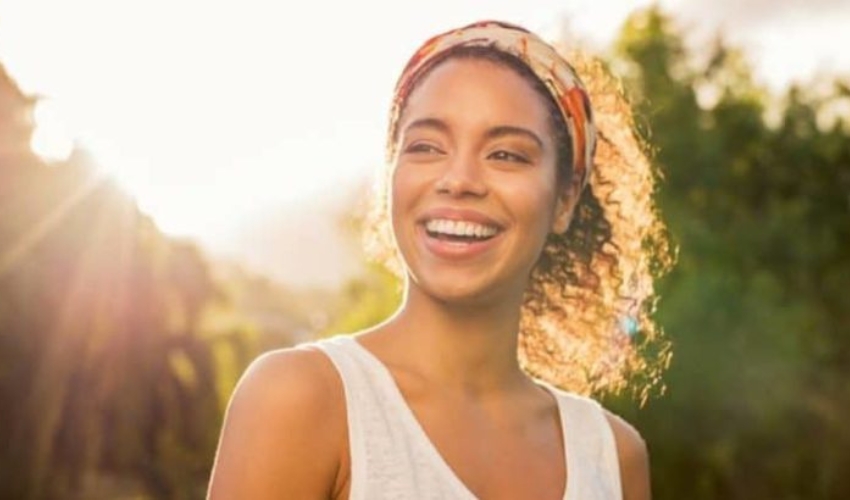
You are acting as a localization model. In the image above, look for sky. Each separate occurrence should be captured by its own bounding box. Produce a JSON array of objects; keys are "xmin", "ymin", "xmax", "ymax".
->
[{"xmin": 1, "ymin": 0, "xmax": 849, "ymax": 285}]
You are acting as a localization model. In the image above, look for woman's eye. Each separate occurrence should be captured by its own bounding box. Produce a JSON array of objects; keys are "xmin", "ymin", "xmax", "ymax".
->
[{"xmin": 488, "ymin": 150, "xmax": 530, "ymax": 164}]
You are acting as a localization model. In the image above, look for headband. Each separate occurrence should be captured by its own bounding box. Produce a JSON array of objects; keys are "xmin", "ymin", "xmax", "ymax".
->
[{"xmin": 388, "ymin": 20, "xmax": 597, "ymax": 188}]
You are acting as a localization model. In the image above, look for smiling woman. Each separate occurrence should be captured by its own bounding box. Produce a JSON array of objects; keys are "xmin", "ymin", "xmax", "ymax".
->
[{"xmin": 208, "ymin": 20, "xmax": 669, "ymax": 500}]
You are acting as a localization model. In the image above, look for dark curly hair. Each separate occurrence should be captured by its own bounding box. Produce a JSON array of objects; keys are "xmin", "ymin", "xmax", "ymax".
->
[{"xmin": 365, "ymin": 44, "xmax": 672, "ymax": 402}]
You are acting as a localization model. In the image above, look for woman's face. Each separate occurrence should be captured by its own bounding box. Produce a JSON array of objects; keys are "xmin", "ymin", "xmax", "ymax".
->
[{"xmin": 390, "ymin": 57, "xmax": 573, "ymax": 306}]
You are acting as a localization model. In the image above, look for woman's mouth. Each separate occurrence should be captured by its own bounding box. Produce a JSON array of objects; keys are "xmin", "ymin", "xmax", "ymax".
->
[
  {"xmin": 424, "ymin": 218, "xmax": 500, "ymax": 243},
  {"xmin": 418, "ymin": 216, "xmax": 504, "ymax": 260}
]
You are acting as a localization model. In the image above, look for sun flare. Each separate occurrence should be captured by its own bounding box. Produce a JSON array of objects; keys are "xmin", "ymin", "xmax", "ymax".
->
[{"xmin": 31, "ymin": 100, "xmax": 74, "ymax": 162}]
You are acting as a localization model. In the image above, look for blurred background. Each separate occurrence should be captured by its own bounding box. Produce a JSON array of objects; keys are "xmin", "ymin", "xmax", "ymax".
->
[{"xmin": 1, "ymin": 0, "xmax": 848, "ymax": 498}]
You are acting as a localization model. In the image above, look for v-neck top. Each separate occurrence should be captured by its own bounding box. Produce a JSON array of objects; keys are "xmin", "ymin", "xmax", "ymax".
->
[{"xmin": 313, "ymin": 335, "xmax": 623, "ymax": 500}]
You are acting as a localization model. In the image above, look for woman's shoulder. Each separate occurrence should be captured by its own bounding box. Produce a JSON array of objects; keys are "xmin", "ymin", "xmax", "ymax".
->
[
  {"xmin": 233, "ymin": 345, "xmax": 343, "ymax": 411},
  {"xmin": 600, "ymin": 409, "xmax": 648, "ymax": 464},
  {"xmin": 231, "ymin": 333, "xmax": 368, "ymax": 417},
  {"xmin": 218, "ymin": 346, "xmax": 345, "ymax": 450},
  {"xmin": 207, "ymin": 345, "xmax": 347, "ymax": 498},
  {"xmin": 542, "ymin": 385, "xmax": 651, "ymax": 500},
  {"xmin": 542, "ymin": 385, "xmax": 647, "ymax": 445},
  {"xmin": 602, "ymin": 409, "xmax": 650, "ymax": 500},
  {"xmin": 227, "ymin": 344, "xmax": 346, "ymax": 428}
]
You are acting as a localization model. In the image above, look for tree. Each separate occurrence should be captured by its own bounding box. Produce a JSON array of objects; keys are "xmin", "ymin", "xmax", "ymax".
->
[
  {"xmin": 606, "ymin": 7, "xmax": 850, "ymax": 499},
  {"xmin": 0, "ymin": 64, "xmax": 256, "ymax": 499}
]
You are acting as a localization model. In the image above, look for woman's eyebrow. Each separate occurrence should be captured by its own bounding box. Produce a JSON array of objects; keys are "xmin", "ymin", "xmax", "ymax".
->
[
  {"xmin": 485, "ymin": 126, "xmax": 544, "ymax": 150},
  {"xmin": 402, "ymin": 119, "xmax": 544, "ymax": 150},
  {"xmin": 403, "ymin": 117, "xmax": 450, "ymax": 135}
]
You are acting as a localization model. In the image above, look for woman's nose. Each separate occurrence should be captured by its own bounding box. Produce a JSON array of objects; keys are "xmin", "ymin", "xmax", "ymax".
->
[{"xmin": 435, "ymin": 152, "xmax": 488, "ymax": 198}]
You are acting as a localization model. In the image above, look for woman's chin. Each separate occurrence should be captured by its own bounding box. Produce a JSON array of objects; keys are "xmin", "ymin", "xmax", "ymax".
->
[{"xmin": 408, "ymin": 273, "xmax": 521, "ymax": 310}]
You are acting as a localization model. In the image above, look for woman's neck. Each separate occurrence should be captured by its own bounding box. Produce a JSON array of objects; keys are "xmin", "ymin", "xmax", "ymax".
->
[{"xmin": 370, "ymin": 282, "xmax": 530, "ymax": 395}]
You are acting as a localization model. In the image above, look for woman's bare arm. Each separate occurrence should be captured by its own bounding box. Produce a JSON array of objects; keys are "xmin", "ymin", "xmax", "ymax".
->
[
  {"xmin": 207, "ymin": 347, "xmax": 346, "ymax": 499},
  {"xmin": 605, "ymin": 411, "xmax": 652, "ymax": 500}
]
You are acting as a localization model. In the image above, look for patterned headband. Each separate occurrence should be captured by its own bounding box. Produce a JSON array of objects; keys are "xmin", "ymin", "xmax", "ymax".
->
[{"xmin": 388, "ymin": 20, "xmax": 597, "ymax": 188}]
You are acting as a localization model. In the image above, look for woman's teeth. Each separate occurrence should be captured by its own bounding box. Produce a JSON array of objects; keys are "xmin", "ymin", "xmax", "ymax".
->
[{"xmin": 424, "ymin": 219, "xmax": 499, "ymax": 239}]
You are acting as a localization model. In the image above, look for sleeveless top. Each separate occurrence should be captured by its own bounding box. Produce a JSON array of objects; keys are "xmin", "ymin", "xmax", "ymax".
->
[{"xmin": 313, "ymin": 336, "xmax": 623, "ymax": 500}]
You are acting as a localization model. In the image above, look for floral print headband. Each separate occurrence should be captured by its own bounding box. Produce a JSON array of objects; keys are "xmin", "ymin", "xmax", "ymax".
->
[{"xmin": 388, "ymin": 20, "xmax": 597, "ymax": 188}]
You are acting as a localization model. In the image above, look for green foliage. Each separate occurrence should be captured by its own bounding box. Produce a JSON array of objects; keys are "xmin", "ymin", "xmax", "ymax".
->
[
  {"xmin": 319, "ymin": 185, "xmax": 403, "ymax": 336},
  {"xmin": 321, "ymin": 261, "xmax": 402, "ymax": 336},
  {"xmin": 603, "ymin": 7, "xmax": 850, "ymax": 499}
]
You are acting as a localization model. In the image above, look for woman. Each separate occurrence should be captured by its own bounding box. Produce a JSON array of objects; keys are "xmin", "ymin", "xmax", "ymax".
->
[{"xmin": 208, "ymin": 20, "xmax": 669, "ymax": 500}]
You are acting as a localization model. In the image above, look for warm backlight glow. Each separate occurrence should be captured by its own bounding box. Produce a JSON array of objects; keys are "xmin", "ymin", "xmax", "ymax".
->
[
  {"xmin": 6, "ymin": 0, "xmax": 849, "ymax": 251},
  {"xmin": 31, "ymin": 100, "xmax": 73, "ymax": 162}
]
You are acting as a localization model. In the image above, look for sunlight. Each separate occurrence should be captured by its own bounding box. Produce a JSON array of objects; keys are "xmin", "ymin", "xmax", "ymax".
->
[
  {"xmin": 4, "ymin": 0, "xmax": 848, "ymax": 254},
  {"xmin": 31, "ymin": 99, "xmax": 73, "ymax": 162},
  {"xmin": 0, "ymin": 174, "xmax": 104, "ymax": 279}
]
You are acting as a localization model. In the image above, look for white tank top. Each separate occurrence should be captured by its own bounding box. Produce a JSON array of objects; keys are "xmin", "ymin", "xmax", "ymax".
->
[{"xmin": 314, "ymin": 336, "xmax": 623, "ymax": 500}]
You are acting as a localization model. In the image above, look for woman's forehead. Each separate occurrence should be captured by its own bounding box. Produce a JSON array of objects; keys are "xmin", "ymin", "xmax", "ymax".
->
[{"xmin": 398, "ymin": 58, "xmax": 553, "ymax": 138}]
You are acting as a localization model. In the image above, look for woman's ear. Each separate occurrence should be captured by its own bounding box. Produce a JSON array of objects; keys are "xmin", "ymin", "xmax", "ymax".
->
[{"xmin": 552, "ymin": 176, "xmax": 582, "ymax": 234}]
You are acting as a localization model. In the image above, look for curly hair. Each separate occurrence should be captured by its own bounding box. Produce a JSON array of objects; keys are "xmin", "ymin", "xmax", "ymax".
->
[{"xmin": 364, "ymin": 45, "xmax": 673, "ymax": 402}]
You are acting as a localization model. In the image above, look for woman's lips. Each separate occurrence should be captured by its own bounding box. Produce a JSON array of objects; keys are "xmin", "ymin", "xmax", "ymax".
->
[
  {"xmin": 417, "ymin": 207, "xmax": 503, "ymax": 228},
  {"xmin": 417, "ymin": 222, "xmax": 504, "ymax": 260},
  {"xmin": 414, "ymin": 207, "xmax": 506, "ymax": 260}
]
